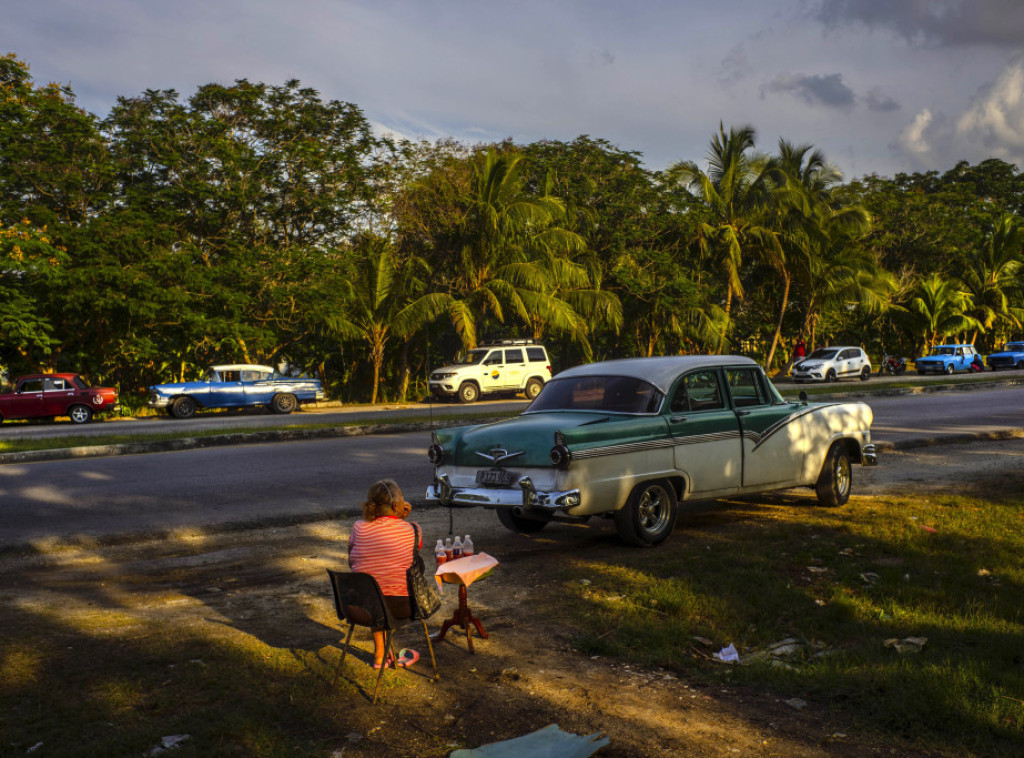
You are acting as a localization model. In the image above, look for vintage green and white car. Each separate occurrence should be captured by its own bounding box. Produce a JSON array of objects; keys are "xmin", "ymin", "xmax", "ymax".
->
[{"xmin": 426, "ymin": 355, "xmax": 877, "ymax": 546}]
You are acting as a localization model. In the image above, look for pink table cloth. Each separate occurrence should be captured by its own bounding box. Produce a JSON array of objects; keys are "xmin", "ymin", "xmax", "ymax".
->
[{"xmin": 434, "ymin": 552, "xmax": 498, "ymax": 589}]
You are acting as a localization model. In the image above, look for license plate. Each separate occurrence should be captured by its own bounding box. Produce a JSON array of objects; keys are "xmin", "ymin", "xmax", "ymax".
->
[{"xmin": 476, "ymin": 468, "xmax": 515, "ymax": 486}]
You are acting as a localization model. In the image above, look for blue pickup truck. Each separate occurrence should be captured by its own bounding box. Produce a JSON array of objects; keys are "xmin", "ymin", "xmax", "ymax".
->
[
  {"xmin": 986, "ymin": 342, "xmax": 1024, "ymax": 371},
  {"xmin": 148, "ymin": 364, "xmax": 325, "ymax": 419}
]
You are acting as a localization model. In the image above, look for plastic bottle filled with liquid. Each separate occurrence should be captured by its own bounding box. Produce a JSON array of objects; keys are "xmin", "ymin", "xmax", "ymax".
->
[{"xmin": 462, "ymin": 534, "xmax": 475, "ymax": 557}]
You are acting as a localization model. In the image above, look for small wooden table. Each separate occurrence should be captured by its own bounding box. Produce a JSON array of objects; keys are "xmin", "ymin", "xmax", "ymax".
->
[{"xmin": 432, "ymin": 552, "xmax": 499, "ymax": 653}]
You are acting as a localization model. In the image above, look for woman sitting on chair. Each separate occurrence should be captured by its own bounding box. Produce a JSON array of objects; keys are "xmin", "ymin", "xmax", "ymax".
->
[{"xmin": 347, "ymin": 479, "xmax": 420, "ymax": 668}]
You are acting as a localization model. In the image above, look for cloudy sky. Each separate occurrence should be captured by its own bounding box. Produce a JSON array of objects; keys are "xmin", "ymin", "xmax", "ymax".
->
[{"xmin": 5, "ymin": 0, "xmax": 1024, "ymax": 179}]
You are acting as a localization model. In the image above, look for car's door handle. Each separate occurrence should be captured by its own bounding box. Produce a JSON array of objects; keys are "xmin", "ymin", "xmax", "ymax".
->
[
  {"xmin": 735, "ymin": 410, "xmax": 751, "ymax": 416},
  {"xmin": 670, "ymin": 416, "xmax": 687, "ymax": 423}
]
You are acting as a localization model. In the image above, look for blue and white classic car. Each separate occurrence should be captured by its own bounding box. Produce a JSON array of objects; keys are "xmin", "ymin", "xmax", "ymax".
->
[
  {"xmin": 426, "ymin": 356, "xmax": 876, "ymax": 547},
  {"xmin": 913, "ymin": 344, "xmax": 980, "ymax": 375},
  {"xmin": 148, "ymin": 364, "xmax": 325, "ymax": 419},
  {"xmin": 986, "ymin": 342, "xmax": 1024, "ymax": 371}
]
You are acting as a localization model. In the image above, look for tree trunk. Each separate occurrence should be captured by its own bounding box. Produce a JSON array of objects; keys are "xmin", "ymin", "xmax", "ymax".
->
[
  {"xmin": 765, "ymin": 272, "xmax": 790, "ymax": 372},
  {"xmin": 716, "ymin": 285, "xmax": 734, "ymax": 354},
  {"xmin": 397, "ymin": 339, "xmax": 411, "ymax": 402}
]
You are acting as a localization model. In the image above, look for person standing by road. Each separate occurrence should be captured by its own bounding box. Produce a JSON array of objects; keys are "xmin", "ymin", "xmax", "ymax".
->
[{"xmin": 347, "ymin": 479, "xmax": 421, "ymax": 668}]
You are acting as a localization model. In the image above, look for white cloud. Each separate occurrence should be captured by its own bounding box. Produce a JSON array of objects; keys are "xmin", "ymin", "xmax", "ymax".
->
[
  {"xmin": 955, "ymin": 57, "xmax": 1024, "ymax": 157},
  {"xmin": 892, "ymin": 55, "xmax": 1024, "ymax": 169},
  {"xmin": 896, "ymin": 108, "xmax": 934, "ymax": 158}
]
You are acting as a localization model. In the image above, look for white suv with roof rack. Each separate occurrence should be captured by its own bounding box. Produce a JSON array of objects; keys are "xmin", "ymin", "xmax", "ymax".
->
[{"xmin": 429, "ymin": 340, "xmax": 552, "ymax": 403}]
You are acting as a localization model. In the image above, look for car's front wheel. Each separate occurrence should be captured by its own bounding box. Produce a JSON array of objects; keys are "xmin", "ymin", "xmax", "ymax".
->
[
  {"xmin": 1017, "ymin": 360, "xmax": 1024, "ymax": 370},
  {"xmin": 614, "ymin": 479, "xmax": 678, "ymax": 547},
  {"xmin": 825, "ymin": 369, "xmax": 836, "ymax": 382},
  {"xmin": 524, "ymin": 378, "xmax": 544, "ymax": 400},
  {"xmin": 68, "ymin": 405, "xmax": 92, "ymax": 424},
  {"xmin": 815, "ymin": 444, "xmax": 852, "ymax": 508},
  {"xmin": 171, "ymin": 396, "xmax": 198, "ymax": 420},
  {"xmin": 271, "ymin": 393, "xmax": 298, "ymax": 414},
  {"xmin": 457, "ymin": 382, "xmax": 479, "ymax": 404},
  {"xmin": 496, "ymin": 507, "xmax": 548, "ymax": 534},
  {"xmin": 860, "ymin": 366, "xmax": 870, "ymax": 381},
  {"xmin": 945, "ymin": 363, "xmax": 955, "ymax": 375}
]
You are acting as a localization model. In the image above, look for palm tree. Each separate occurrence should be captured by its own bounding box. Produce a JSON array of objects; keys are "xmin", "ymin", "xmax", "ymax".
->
[
  {"xmin": 764, "ymin": 141, "xmax": 871, "ymax": 369},
  {"xmin": 667, "ymin": 124, "xmax": 779, "ymax": 352},
  {"xmin": 436, "ymin": 148, "xmax": 614, "ymax": 351},
  {"xmin": 326, "ymin": 236, "xmax": 450, "ymax": 403},
  {"xmin": 960, "ymin": 215, "xmax": 1024, "ymax": 348},
  {"xmin": 908, "ymin": 272, "xmax": 982, "ymax": 352}
]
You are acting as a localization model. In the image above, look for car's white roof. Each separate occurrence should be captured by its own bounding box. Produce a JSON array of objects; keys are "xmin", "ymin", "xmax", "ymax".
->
[
  {"xmin": 810, "ymin": 346, "xmax": 862, "ymax": 351},
  {"xmin": 210, "ymin": 364, "xmax": 275, "ymax": 372},
  {"xmin": 554, "ymin": 355, "xmax": 759, "ymax": 393}
]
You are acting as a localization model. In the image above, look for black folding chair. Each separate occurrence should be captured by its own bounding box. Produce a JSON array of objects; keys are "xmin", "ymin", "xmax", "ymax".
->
[{"xmin": 326, "ymin": 569, "xmax": 438, "ymax": 703}]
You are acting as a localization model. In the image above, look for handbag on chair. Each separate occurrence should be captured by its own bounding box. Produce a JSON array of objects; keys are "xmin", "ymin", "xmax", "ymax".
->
[{"xmin": 407, "ymin": 523, "xmax": 442, "ymax": 620}]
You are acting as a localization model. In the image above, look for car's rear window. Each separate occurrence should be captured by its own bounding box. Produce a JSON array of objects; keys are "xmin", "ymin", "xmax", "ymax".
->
[
  {"xmin": 528, "ymin": 375, "xmax": 662, "ymax": 413},
  {"xmin": 526, "ymin": 347, "xmax": 546, "ymax": 362}
]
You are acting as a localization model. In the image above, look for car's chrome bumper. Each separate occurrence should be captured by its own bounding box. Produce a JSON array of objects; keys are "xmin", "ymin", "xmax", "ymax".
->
[
  {"xmin": 426, "ymin": 473, "xmax": 581, "ymax": 511},
  {"xmin": 861, "ymin": 443, "xmax": 878, "ymax": 466},
  {"xmin": 148, "ymin": 395, "xmax": 171, "ymax": 408}
]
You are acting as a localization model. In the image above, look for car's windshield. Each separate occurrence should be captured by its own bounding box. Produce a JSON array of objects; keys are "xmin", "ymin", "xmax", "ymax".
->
[
  {"xmin": 528, "ymin": 375, "xmax": 663, "ymax": 414},
  {"xmin": 806, "ymin": 349, "xmax": 838, "ymax": 360},
  {"xmin": 1004, "ymin": 343, "xmax": 1024, "ymax": 352},
  {"xmin": 454, "ymin": 349, "xmax": 489, "ymax": 366},
  {"xmin": 930, "ymin": 347, "xmax": 955, "ymax": 356}
]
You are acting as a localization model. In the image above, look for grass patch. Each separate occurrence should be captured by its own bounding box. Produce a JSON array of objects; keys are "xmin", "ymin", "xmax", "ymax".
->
[{"xmin": 552, "ymin": 491, "xmax": 1024, "ymax": 755}]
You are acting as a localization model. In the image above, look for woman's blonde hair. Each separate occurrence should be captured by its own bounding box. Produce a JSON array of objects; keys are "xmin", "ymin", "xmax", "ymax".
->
[{"xmin": 362, "ymin": 479, "xmax": 404, "ymax": 521}]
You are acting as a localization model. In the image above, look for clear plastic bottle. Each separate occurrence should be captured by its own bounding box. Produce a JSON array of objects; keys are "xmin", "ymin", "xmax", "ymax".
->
[
  {"xmin": 435, "ymin": 538, "xmax": 447, "ymax": 566},
  {"xmin": 444, "ymin": 537, "xmax": 453, "ymax": 561},
  {"xmin": 462, "ymin": 534, "xmax": 475, "ymax": 557},
  {"xmin": 452, "ymin": 535, "xmax": 463, "ymax": 559}
]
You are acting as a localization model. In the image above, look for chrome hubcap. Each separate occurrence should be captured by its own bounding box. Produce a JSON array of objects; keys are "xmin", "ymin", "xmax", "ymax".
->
[
  {"xmin": 637, "ymin": 485, "xmax": 670, "ymax": 533},
  {"xmin": 835, "ymin": 456, "xmax": 851, "ymax": 496}
]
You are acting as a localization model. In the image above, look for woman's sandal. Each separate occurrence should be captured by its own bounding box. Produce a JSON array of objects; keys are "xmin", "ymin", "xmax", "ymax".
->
[
  {"xmin": 396, "ymin": 648, "xmax": 419, "ymax": 668},
  {"xmin": 372, "ymin": 654, "xmax": 395, "ymax": 670}
]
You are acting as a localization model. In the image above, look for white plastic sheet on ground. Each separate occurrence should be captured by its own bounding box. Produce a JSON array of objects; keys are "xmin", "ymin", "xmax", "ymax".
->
[{"xmin": 449, "ymin": 723, "xmax": 609, "ymax": 757}]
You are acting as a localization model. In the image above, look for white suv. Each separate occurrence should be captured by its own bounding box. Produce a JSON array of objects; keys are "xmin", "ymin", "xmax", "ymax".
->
[
  {"xmin": 429, "ymin": 340, "xmax": 552, "ymax": 403},
  {"xmin": 791, "ymin": 346, "xmax": 872, "ymax": 383}
]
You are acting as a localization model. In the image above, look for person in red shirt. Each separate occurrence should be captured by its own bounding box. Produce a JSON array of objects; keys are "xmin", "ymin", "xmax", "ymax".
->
[{"xmin": 348, "ymin": 479, "xmax": 421, "ymax": 668}]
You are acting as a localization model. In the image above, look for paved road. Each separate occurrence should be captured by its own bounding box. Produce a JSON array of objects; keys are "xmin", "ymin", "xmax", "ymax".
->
[{"xmin": 2, "ymin": 386, "xmax": 1022, "ymax": 548}]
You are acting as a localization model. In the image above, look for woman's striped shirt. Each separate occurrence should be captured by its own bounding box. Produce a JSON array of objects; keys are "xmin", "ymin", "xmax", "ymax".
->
[{"xmin": 348, "ymin": 516, "xmax": 421, "ymax": 596}]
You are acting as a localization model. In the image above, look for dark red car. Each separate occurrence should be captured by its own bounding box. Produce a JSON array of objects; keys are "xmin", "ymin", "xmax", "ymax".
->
[{"xmin": 0, "ymin": 374, "xmax": 119, "ymax": 424}]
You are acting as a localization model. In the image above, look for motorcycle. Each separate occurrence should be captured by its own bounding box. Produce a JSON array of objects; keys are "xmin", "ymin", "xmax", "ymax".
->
[{"xmin": 878, "ymin": 354, "xmax": 907, "ymax": 376}]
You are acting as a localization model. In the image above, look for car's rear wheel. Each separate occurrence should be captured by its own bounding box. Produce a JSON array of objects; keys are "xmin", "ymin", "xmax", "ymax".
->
[
  {"xmin": 457, "ymin": 382, "xmax": 479, "ymax": 404},
  {"xmin": 524, "ymin": 378, "xmax": 544, "ymax": 400},
  {"xmin": 815, "ymin": 444, "xmax": 852, "ymax": 508},
  {"xmin": 271, "ymin": 393, "xmax": 298, "ymax": 414},
  {"xmin": 860, "ymin": 366, "xmax": 870, "ymax": 381},
  {"xmin": 825, "ymin": 369, "xmax": 836, "ymax": 383},
  {"xmin": 171, "ymin": 396, "xmax": 198, "ymax": 420},
  {"xmin": 614, "ymin": 479, "xmax": 678, "ymax": 547},
  {"xmin": 68, "ymin": 405, "xmax": 93, "ymax": 424},
  {"xmin": 945, "ymin": 363, "xmax": 955, "ymax": 374},
  {"xmin": 496, "ymin": 507, "xmax": 548, "ymax": 534}
]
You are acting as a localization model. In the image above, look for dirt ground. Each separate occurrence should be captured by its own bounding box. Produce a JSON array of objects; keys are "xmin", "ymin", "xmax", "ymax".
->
[{"xmin": 4, "ymin": 438, "xmax": 1023, "ymax": 757}]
